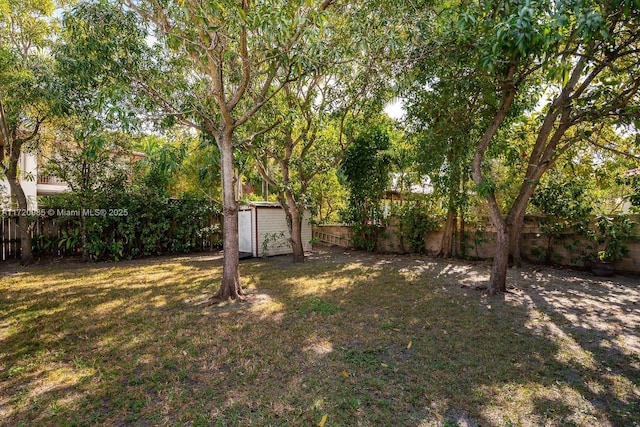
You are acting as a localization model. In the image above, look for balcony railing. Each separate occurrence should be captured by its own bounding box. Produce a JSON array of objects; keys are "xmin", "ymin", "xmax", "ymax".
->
[{"xmin": 37, "ymin": 175, "xmax": 66, "ymax": 185}]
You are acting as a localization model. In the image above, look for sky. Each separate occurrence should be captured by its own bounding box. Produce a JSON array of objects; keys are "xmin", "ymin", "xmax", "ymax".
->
[{"xmin": 384, "ymin": 99, "xmax": 405, "ymax": 121}]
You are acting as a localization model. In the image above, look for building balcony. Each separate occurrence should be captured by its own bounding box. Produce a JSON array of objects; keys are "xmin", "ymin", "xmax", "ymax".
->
[{"xmin": 37, "ymin": 175, "xmax": 70, "ymax": 196}]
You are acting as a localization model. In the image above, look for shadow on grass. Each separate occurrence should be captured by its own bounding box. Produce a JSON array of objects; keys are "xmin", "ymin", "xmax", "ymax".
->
[{"xmin": 0, "ymin": 251, "xmax": 638, "ymax": 426}]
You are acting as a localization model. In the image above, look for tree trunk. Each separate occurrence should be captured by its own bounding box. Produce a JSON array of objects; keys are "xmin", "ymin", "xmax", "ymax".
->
[
  {"xmin": 470, "ymin": 62, "xmax": 518, "ymax": 293},
  {"xmin": 508, "ymin": 209, "xmax": 525, "ymax": 266},
  {"xmin": 439, "ymin": 147, "xmax": 459, "ymax": 258},
  {"xmin": 490, "ymin": 220, "xmax": 509, "ymax": 294},
  {"xmin": 503, "ymin": 61, "xmax": 584, "ymax": 267},
  {"xmin": 17, "ymin": 214, "xmax": 33, "ymax": 265},
  {"xmin": 80, "ymin": 214, "xmax": 89, "ymax": 262},
  {"xmin": 288, "ymin": 209, "xmax": 305, "ymax": 262},
  {"xmin": 283, "ymin": 192, "xmax": 305, "ymax": 263},
  {"xmin": 438, "ymin": 206, "xmax": 456, "ymax": 258},
  {"xmin": 211, "ymin": 130, "xmax": 244, "ymax": 302},
  {"xmin": 6, "ymin": 146, "xmax": 33, "ymax": 265},
  {"xmin": 457, "ymin": 212, "xmax": 464, "ymax": 257}
]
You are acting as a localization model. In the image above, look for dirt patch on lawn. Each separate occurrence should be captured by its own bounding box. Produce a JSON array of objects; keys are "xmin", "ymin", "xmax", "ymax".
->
[{"xmin": 307, "ymin": 247, "xmax": 640, "ymax": 361}]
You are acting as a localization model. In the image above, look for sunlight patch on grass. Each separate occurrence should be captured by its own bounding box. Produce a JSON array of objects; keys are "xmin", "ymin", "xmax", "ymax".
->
[
  {"xmin": 303, "ymin": 337, "xmax": 334, "ymax": 357},
  {"xmin": 93, "ymin": 299, "xmax": 126, "ymax": 315},
  {"xmin": 4, "ymin": 364, "xmax": 93, "ymax": 423},
  {"xmin": 604, "ymin": 374, "xmax": 638, "ymax": 403},
  {"xmin": 285, "ymin": 273, "xmax": 357, "ymax": 297},
  {"xmin": 150, "ymin": 295, "xmax": 168, "ymax": 308},
  {"xmin": 248, "ymin": 293, "xmax": 285, "ymax": 321},
  {"xmin": 481, "ymin": 383, "xmax": 606, "ymax": 427},
  {"xmin": 525, "ymin": 308, "xmax": 597, "ymax": 370},
  {"xmin": 547, "ymin": 322, "xmax": 597, "ymax": 369}
]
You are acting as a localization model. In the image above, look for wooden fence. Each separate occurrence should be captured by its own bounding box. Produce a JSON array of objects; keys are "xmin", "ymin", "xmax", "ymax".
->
[
  {"xmin": 1, "ymin": 215, "xmax": 20, "ymax": 261},
  {"xmin": 1, "ymin": 215, "xmax": 66, "ymax": 261}
]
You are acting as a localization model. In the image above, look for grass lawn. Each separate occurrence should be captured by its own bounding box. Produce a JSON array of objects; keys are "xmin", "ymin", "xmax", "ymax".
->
[{"xmin": 1, "ymin": 250, "xmax": 639, "ymax": 426}]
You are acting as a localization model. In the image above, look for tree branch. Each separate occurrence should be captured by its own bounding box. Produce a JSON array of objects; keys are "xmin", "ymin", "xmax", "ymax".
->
[
  {"xmin": 226, "ymin": 1, "xmax": 251, "ymax": 112},
  {"xmin": 0, "ymin": 98, "xmax": 10, "ymax": 167}
]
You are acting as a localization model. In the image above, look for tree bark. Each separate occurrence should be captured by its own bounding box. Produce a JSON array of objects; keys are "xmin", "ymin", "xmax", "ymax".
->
[
  {"xmin": 5, "ymin": 142, "xmax": 33, "ymax": 265},
  {"xmin": 457, "ymin": 213, "xmax": 464, "ymax": 257},
  {"xmin": 281, "ymin": 191, "xmax": 305, "ymax": 263},
  {"xmin": 504, "ymin": 58, "xmax": 588, "ymax": 265},
  {"xmin": 438, "ymin": 207, "xmax": 455, "ymax": 258},
  {"xmin": 16, "ymin": 214, "xmax": 33, "ymax": 265},
  {"xmin": 211, "ymin": 130, "xmax": 244, "ymax": 302},
  {"xmin": 490, "ymin": 218, "xmax": 509, "ymax": 294},
  {"xmin": 80, "ymin": 214, "xmax": 89, "ymax": 262},
  {"xmin": 506, "ymin": 117, "xmax": 573, "ymax": 265},
  {"xmin": 508, "ymin": 204, "xmax": 528, "ymax": 266},
  {"xmin": 287, "ymin": 206, "xmax": 306, "ymax": 262}
]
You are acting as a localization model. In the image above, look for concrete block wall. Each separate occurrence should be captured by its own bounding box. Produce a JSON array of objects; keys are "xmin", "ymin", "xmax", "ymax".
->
[{"xmin": 313, "ymin": 214, "xmax": 640, "ymax": 274}]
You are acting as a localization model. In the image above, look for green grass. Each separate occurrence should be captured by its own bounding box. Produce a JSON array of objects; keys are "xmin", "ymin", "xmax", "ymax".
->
[
  {"xmin": 0, "ymin": 253, "xmax": 638, "ymax": 426},
  {"xmin": 298, "ymin": 296, "xmax": 342, "ymax": 317}
]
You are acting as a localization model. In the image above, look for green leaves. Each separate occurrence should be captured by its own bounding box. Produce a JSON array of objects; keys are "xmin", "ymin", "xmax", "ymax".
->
[
  {"xmin": 341, "ymin": 127, "xmax": 392, "ymax": 244},
  {"xmin": 475, "ymin": 179, "xmax": 497, "ymax": 198},
  {"xmin": 0, "ymin": 0, "xmax": 57, "ymax": 52}
]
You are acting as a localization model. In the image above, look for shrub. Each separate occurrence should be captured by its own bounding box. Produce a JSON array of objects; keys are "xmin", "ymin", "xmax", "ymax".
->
[
  {"xmin": 396, "ymin": 202, "xmax": 440, "ymax": 253},
  {"xmin": 41, "ymin": 188, "xmax": 221, "ymax": 261}
]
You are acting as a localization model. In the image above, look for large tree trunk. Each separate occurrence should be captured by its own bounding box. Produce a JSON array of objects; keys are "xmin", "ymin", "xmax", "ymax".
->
[
  {"xmin": 211, "ymin": 130, "xmax": 244, "ymax": 302},
  {"xmin": 457, "ymin": 213, "xmax": 465, "ymax": 257},
  {"xmin": 490, "ymin": 219, "xmax": 509, "ymax": 294},
  {"xmin": 288, "ymin": 208, "xmax": 305, "ymax": 262},
  {"xmin": 282, "ymin": 192, "xmax": 305, "ymax": 263},
  {"xmin": 17, "ymin": 214, "xmax": 33, "ymax": 265},
  {"xmin": 6, "ymin": 145, "xmax": 33, "ymax": 266},
  {"xmin": 508, "ymin": 206, "xmax": 527, "ymax": 266},
  {"xmin": 478, "ymin": 202, "xmax": 511, "ymax": 294},
  {"xmin": 504, "ymin": 59, "xmax": 586, "ymax": 267}
]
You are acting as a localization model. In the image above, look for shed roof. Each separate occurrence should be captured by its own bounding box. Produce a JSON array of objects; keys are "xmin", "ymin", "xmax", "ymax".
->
[{"xmin": 241, "ymin": 201, "xmax": 283, "ymax": 209}]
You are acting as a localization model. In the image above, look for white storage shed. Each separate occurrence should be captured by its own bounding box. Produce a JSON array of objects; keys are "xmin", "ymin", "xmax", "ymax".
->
[{"xmin": 238, "ymin": 202, "xmax": 313, "ymax": 258}]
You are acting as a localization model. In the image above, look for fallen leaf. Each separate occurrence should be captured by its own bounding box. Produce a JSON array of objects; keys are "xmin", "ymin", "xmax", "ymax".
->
[
  {"xmin": 407, "ymin": 340, "xmax": 412, "ymax": 349},
  {"xmin": 381, "ymin": 363, "xmax": 388, "ymax": 367},
  {"xmin": 318, "ymin": 414, "xmax": 328, "ymax": 427},
  {"xmin": 342, "ymin": 370, "xmax": 349, "ymax": 377}
]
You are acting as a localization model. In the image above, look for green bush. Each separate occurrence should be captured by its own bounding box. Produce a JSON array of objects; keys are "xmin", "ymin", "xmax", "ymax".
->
[
  {"xmin": 38, "ymin": 188, "xmax": 221, "ymax": 261},
  {"xmin": 340, "ymin": 128, "xmax": 392, "ymax": 252},
  {"xmin": 396, "ymin": 202, "xmax": 440, "ymax": 253}
]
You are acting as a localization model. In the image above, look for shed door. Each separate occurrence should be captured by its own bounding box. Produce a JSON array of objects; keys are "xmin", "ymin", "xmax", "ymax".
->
[{"xmin": 238, "ymin": 210, "xmax": 253, "ymax": 253}]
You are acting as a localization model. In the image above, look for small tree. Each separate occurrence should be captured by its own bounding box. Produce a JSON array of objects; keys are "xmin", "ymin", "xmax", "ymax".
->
[
  {"xmin": 404, "ymin": 9, "xmax": 507, "ymax": 258},
  {"xmin": 44, "ymin": 128, "xmax": 130, "ymax": 261},
  {"xmin": 341, "ymin": 127, "xmax": 392, "ymax": 251},
  {"xmin": 111, "ymin": 0, "xmax": 339, "ymax": 301},
  {"xmin": 454, "ymin": 0, "xmax": 640, "ymax": 293},
  {"xmin": 251, "ymin": 61, "xmax": 378, "ymax": 261},
  {"xmin": 530, "ymin": 173, "xmax": 594, "ymax": 263},
  {"xmin": 0, "ymin": 0, "xmax": 57, "ymax": 264}
]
